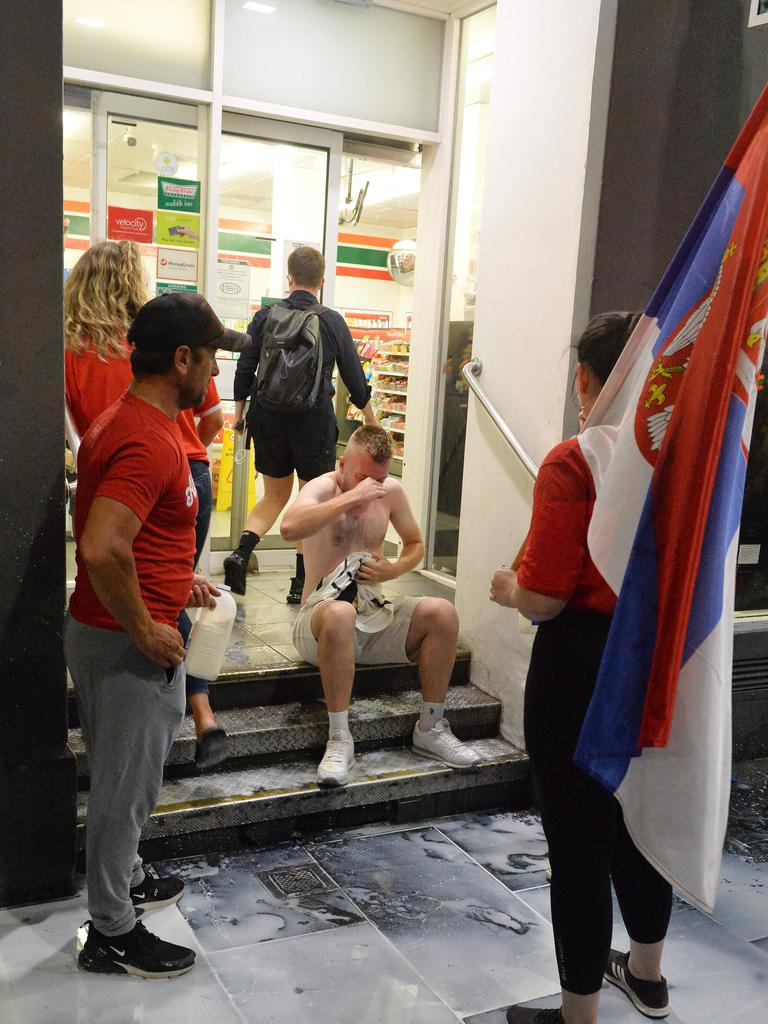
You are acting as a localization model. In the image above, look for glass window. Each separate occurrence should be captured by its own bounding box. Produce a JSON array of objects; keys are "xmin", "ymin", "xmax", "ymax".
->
[
  {"xmin": 223, "ymin": 0, "xmax": 442, "ymax": 132},
  {"xmin": 333, "ymin": 146, "xmax": 421, "ymax": 475},
  {"xmin": 64, "ymin": 102, "xmax": 92, "ymax": 273},
  {"xmin": 211, "ymin": 130, "xmax": 329, "ymax": 550},
  {"xmin": 106, "ymin": 111, "xmax": 201, "ymax": 296},
  {"xmin": 63, "ymin": 0, "xmax": 211, "ymax": 91},
  {"xmin": 428, "ymin": 6, "xmax": 496, "ymax": 577},
  {"xmin": 64, "ymin": 96, "xmax": 203, "ymax": 579}
]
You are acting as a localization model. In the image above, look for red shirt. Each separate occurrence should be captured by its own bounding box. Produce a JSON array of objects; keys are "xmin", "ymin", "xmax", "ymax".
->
[
  {"xmin": 65, "ymin": 341, "xmax": 221, "ymax": 462},
  {"xmin": 517, "ymin": 437, "xmax": 616, "ymax": 616},
  {"xmin": 65, "ymin": 341, "xmax": 133, "ymax": 439},
  {"xmin": 176, "ymin": 378, "xmax": 222, "ymax": 464},
  {"xmin": 69, "ymin": 393, "xmax": 198, "ymax": 631}
]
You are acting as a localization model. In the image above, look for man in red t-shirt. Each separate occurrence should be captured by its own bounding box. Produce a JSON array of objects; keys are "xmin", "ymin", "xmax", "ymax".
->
[{"xmin": 65, "ymin": 293, "xmax": 250, "ymax": 980}]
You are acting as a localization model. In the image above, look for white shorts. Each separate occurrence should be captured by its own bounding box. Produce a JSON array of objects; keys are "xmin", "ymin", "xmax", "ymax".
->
[{"xmin": 292, "ymin": 594, "xmax": 424, "ymax": 667}]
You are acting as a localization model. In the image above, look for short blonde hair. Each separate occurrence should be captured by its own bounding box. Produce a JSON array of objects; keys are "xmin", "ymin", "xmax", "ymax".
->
[
  {"xmin": 64, "ymin": 240, "xmax": 148, "ymax": 358},
  {"xmin": 287, "ymin": 246, "xmax": 325, "ymax": 289},
  {"xmin": 348, "ymin": 425, "xmax": 393, "ymax": 463}
]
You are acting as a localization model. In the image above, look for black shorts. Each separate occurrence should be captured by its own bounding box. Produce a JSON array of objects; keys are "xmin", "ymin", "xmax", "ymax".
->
[{"xmin": 249, "ymin": 402, "xmax": 338, "ymax": 481}]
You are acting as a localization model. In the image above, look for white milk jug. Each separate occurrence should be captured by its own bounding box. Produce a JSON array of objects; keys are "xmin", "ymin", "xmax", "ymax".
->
[{"xmin": 185, "ymin": 585, "xmax": 237, "ymax": 681}]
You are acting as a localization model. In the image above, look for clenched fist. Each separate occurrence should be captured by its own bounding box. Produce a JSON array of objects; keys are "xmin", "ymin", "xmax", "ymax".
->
[{"xmin": 347, "ymin": 476, "xmax": 387, "ymax": 512}]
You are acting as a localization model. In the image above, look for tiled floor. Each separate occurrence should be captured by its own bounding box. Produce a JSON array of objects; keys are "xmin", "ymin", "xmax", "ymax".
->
[
  {"xmin": 5, "ymin": 787, "xmax": 768, "ymax": 1023},
  {"xmin": 221, "ymin": 567, "xmax": 455, "ymax": 674}
]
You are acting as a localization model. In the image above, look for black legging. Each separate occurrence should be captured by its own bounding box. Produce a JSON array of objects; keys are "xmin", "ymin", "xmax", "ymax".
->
[{"xmin": 524, "ymin": 609, "xmax": 672, "ymax": 995}]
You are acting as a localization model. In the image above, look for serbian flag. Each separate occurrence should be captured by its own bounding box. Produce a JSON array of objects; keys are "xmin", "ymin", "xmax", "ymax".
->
[{"xmin": 574, "ymin": 87, "xmax": 768, "ymax": 913}]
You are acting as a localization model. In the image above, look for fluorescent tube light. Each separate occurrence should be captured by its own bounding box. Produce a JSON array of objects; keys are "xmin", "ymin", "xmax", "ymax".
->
[
  {"xmin": 242, "ymin": 2, "xmax": 276, "ymax": 12},
  {"xmin": 75, "ymin": 16, "xmax": 107, "ymax": 28}
]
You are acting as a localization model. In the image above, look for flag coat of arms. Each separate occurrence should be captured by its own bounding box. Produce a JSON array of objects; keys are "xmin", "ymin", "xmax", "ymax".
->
[{"xmin": 574, "ymin": 87, "xmax": 768, "ymax": 913}]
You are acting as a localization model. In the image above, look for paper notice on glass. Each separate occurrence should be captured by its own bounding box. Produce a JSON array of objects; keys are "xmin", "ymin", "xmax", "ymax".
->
[{"xmin": 214, "ymin": 259, "xmax": 251, "ymax": 320}]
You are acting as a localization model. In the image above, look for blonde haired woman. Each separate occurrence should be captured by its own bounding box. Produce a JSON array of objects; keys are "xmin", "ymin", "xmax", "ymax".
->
[{"xmin": 65, "ymin": 241, "xmax": 228, "ymax": 769}]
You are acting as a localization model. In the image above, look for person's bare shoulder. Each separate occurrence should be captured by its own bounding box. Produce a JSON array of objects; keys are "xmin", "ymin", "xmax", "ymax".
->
[
  {"xmin": 383, "ymin": 477, "xmax": 406, "ymax": 499},
  {"xmin": 301, "ymin": 471, "xmax": 339, "ymax": 503},
  {"xmin": 383, "ymin": 476, "xmax": 410, "ymax": 511}
]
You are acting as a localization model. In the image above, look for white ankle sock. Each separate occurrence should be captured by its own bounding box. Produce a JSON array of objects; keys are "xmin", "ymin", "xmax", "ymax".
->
[
  {"xmin": 328, "ymin": 710, "xmax": 350, "ymax": 738},
  {"xmin": 419, "ymin": 702, "xmax": 444, "ymax": 732}
]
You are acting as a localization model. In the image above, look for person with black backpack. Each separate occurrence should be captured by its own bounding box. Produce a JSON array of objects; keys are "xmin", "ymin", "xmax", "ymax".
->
[{"xmin": 225, "ymin": 246, "xmax": 376, "ymax": 604}]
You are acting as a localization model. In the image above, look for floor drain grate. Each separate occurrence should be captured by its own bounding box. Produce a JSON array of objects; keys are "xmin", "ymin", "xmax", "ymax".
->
[{"xmin": 256, "ymin": 864, "xmax": 338, "ymax": 899}]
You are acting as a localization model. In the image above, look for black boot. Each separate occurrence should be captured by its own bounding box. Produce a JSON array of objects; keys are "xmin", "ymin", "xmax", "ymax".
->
[{"xmin": 223, "ymin": 550, "xmax": 248, "ymax": 595}]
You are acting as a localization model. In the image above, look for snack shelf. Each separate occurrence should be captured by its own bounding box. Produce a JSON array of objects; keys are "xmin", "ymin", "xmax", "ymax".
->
[{"xmin": 344, "ymin": 323, "xmax": 410, "ymax": 457}]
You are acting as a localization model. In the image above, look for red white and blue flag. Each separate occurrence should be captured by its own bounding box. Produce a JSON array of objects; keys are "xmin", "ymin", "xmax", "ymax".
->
[{"xmin": 575, "ymin": 88, "xmax": 768, "ymax": 913}]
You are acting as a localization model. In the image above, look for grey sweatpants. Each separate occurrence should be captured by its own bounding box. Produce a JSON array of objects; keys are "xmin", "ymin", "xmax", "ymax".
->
[{"xmin": 64, "ymin": 614, "xmax": 186, "ymax": 936}]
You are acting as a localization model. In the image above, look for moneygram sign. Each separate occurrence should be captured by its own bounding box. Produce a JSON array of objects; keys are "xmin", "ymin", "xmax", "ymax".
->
[
  {"xmin": 157, "ymin": 177, "xmax": 201, "ymax": 213},
  {"xmin": 156, "ymin": 246, "xmax": 198, "ymax": 283},
  {"xmin": 107, "ymin": 206, "xmax": 153, "ymax": 244}
]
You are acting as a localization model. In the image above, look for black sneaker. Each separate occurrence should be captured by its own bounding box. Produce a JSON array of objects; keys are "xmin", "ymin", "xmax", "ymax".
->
[
  {"xmin": 195, "ymin": 726, "xmax": 228, "ymax": 769},
  {"xmin": 286, "ymin": 576, "xmax": 304, "ymax": 604},
  {"xmin": 130, "ymin": 866, "xmax": 184, "ymax": 912},
  {"xmin": 77, "ymin": 919, "xmax": 195, "ymax": 979},
  {"xmin": 605, "ymin": 949, "xmax": 669, "ymax": 1018},
  {"xmin": 223, "ymin": 550, "xmax": 248, "ymax": 595},
  {"xmin": 506, "ymin": 1007, "xmax": 563, "ymax": 1023}
]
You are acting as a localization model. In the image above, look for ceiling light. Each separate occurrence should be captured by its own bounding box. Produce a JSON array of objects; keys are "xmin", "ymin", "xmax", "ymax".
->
[
  {"xmin": 75, "ymin": 16, "xmax": 107, "ymax": 28},
  {"xmin": 242, "ymin": 2, "xmax": 276, "ymax": 12}
]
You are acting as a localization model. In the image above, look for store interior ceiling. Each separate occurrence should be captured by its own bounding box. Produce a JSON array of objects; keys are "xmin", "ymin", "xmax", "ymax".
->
[
  {"xmin": 63, "ymin": 109, "xmax": 420, "ymax": 233},
  {"xmin": 393, "ymin": 0, "xmax": 471, "ymax": 13}
]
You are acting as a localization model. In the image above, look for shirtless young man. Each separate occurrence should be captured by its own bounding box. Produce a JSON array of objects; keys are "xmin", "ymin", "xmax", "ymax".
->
[{"xmin": 281, "ymin": 425, "xmax": 480, "ymax": 786}]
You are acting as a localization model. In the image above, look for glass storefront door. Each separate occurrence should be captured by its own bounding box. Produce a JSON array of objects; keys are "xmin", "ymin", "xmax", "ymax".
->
[
  {"xmin": 211, "ymin": 114, "xmax": 340, "ymax": 554},
  {"xmin": 63, "ymin": 91, "xmax": 340, "ymax": 578},
  {"xmin": 64, "ymin": 89, "xmax": 204, "ymax": 582}
]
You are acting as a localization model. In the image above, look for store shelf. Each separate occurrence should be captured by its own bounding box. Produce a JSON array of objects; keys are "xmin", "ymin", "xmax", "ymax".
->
[{"xmin": 345, "ymin": 323, "xmax": 410, "ymax": 459}]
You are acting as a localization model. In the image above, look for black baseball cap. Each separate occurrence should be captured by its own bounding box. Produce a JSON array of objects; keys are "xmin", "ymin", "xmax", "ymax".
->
[{"xmin": 127, "ymin": 292, "xmax": 251, "ymax": 353}]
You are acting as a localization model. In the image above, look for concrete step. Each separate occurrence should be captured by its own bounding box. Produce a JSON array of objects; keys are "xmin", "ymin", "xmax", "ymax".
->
[
  {"xmin": 68, "ymin": 684, "xmax": 500, "ymax": 782},
  {"xmin": 66, "ymin": 648, "xmax": 471, "ymax": 727},
  {"xmin": 76, "ymin": 738, "xmax": 530, "ymax": 861}
]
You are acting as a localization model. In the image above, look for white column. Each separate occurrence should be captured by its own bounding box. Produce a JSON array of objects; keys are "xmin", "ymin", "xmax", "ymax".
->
[
  {"xmin": 454, "ymin": 0, "xmax": 618, "ymax": 746},
  {"xmin": 401, "ymin": 16, "xmax": 460, "ymax": 533}
]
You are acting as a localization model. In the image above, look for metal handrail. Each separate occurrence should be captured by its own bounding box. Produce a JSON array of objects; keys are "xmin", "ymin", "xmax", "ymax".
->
[{"xmin": 461, "ymin": 357, "xmax": 539, "ymax": 480}]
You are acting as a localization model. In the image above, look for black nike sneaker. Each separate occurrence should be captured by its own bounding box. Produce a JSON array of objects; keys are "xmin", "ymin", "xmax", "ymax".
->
[
  {"xmin": 286, "ymin": 575, "xmax": 304, "ymax": 604},
  {"xmin": 223, "ymin": 550, "xmax": 248, "ymax": 595},
  {"xmin": 130, "ymin": 867, "xmax": 184, "ymax": 912},
  {"xmin": 77, "ymin": 919, "xmax": 195, "ymax": 979}
]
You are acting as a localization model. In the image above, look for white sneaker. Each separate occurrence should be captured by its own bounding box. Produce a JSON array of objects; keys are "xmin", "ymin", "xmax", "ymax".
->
[
  {"xmin": 316, "ymin": 733, "xmax": 355, "ymax": 787},
  {"xmin": 412, "ymin": 718, "xmax": 481, "ymax": 769}
]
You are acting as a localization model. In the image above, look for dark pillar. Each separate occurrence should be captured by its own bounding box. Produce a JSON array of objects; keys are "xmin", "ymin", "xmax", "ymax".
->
[
  {"xmin": 592, "ymin": 0, "xmax": 768, "ymax": 313},
  {"xmin": 0, "ymin": 1, "xmax": 77, "ymax": 905}
]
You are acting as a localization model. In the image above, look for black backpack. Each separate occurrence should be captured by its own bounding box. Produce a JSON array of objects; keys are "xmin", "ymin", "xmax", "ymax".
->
[{"xmin": 253, "ymin": 301, "xmax": 326, "ymax": 415}]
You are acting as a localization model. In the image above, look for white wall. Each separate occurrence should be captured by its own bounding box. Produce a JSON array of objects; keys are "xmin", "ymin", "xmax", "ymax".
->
[{"xmin": 454, "ymin": 0, "xmax": 618, "ymax": 746}]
